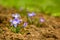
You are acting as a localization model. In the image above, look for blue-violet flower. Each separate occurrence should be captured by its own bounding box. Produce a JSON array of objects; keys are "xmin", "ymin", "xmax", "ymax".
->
[
  {"xmin": 10, "ymin": 18, "xmax": 22, "ymax": 27},
  {"xmin": 23, "ymin": 22, "xmax": 28, "ymax": 27},
  {"xmin": 28, "ymin": 12, "xmax": 36, "ymax": 17},
  {"xmin": 39, "ymin": 18, "xmax": 45, "ymax": 22}
]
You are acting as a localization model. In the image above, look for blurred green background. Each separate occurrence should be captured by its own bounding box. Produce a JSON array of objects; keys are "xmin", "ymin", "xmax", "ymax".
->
[{"xmin": 0, "ymin": 0, "xmax": 60, "ymax": 16}]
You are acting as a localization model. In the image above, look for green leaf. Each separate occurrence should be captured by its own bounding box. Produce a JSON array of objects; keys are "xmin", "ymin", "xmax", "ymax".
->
[{"xmin": 16, "ymin": 27, "xmax": 21, "ymax": 33}]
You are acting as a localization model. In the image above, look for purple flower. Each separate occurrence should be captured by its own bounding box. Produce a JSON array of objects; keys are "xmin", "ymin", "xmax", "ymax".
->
[
  {"xmin": 10, "ymin": 19, "xmax": 18, "ymax": 27},
  {"xmin": 23, "ymin": 22, "xmax": 28, "ymax": 27},
  {"xmin": 12, "ymin": 13, "xmax": 21, "ymax": 18},
  {"xmin": 39, "ymin": 18, "xmax": 45, "ymax": 22},
  {"xmin": 32, "ymin": 12, "xmax": 36, "ymax": 16},
  {"xmin": 28, "ymin": 12, "xmax": 36, "ymax": 17},
  {"xmin": 10, "ymin": 18, "xmax": 22, "ymax": 27},
  {"xmin": 13, "ymin": 18, "xmax": 20, "ymax": 24}
]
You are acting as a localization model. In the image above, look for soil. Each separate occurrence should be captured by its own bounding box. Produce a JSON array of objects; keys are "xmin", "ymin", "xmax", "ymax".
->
[{"xmin": 0, "ymin": 6, "xmax": 60, "ymax": 40}]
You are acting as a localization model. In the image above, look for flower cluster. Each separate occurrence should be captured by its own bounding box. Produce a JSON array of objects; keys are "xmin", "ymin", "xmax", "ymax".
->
[
  {"xmin": 10, "ymin": 13, "xmax": 22, "ymax": 27},
  {"xmin": 10, "ymin": 12, "xmax": 45, "ymax": 28}
]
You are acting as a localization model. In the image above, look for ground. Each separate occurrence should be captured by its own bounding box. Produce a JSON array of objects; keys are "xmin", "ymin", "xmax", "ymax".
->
[{"xmin": 0, "ymin": 6, "xmax": 60, "ymax": 40}]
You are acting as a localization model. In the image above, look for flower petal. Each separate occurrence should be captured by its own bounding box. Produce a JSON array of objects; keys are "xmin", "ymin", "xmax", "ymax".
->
[{"xmin": 23, "ymin": 22, "xmax": 28, "ymax": 27}]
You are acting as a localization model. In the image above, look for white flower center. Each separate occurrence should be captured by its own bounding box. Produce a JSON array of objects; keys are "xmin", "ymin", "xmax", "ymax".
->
[{"xmin": 13, "ymin": 21, "xmax": 17, "ymax": 24}]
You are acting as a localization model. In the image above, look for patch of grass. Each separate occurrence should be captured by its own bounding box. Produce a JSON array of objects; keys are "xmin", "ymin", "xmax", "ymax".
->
[
  {"xmin": 0, "ymin": 0, "xmax": 60, "ymax": 16},
  {"xmin": 10, "ymin": 26, "xmax": 16, "ymax": 33},
  {"xmin": 27, "ymin": 17, "xmax": 32, "ymax": 24},
  {"xmin": 16, "ymin": 26, "xmax": 21, "ymax": 33},
  {"xmin": 10, "ymin": 26, "xmax": 21, "ymax": 33}
]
